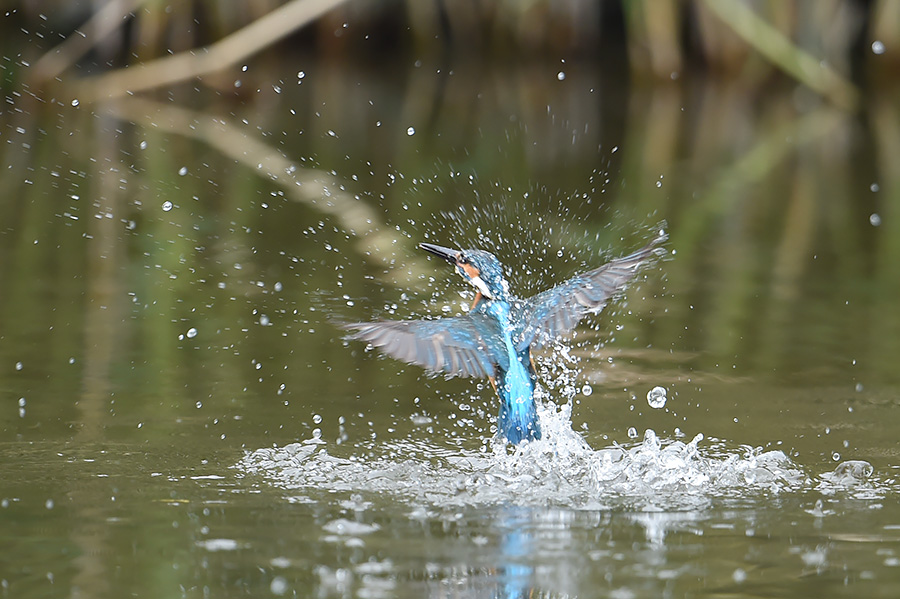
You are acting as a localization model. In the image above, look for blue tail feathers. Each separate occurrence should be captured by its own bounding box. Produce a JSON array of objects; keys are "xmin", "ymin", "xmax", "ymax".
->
[
  {"xmin": 496, "ymin": 351, "xmax": 542, "ymax": 444},
  {"xmin": 498, "ymin": 397, "xmax": 541, "ymax": 444}
]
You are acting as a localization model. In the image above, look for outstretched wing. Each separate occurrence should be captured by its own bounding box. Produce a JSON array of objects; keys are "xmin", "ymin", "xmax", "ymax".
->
[
  {"xmin": 342, "ymin": 313, "xmax": 508, "ymax": 379},
  {"xmin": 513, "ymin": 233, "xmax": 667, "ymax": 351}
]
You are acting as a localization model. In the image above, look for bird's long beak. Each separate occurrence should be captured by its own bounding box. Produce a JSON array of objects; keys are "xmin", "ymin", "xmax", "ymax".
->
[{"xmin": 418, "ymin": 242, "xmax": 459, "ymax": 264}]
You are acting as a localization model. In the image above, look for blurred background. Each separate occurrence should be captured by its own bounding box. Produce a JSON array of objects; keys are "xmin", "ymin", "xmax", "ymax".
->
[
  {"xmin": 3, "ymin": 1, "xmax": 900, "ymax": 598},
  {"xmin": 4, "ymin": 0, "xmax": 899, "ymax": 401}
]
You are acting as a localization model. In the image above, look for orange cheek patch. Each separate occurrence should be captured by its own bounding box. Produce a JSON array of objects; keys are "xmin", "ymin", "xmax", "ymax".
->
[{"xmin": 460, "ymin": 263, "xmax": 480, "ymax": 279}]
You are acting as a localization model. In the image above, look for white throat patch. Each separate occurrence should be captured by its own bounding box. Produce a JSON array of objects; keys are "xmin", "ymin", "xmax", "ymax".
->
[{"xmin": 470, "ymin": 276, "xmax": 493, "ymax": 299}]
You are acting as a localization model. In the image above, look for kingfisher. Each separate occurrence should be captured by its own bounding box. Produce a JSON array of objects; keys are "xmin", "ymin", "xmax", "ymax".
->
[{"xmin": 343, "ymin": 231, "xmax": 666, "ymax": 444}]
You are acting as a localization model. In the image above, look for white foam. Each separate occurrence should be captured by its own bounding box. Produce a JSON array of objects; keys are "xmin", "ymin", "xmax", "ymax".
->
[{"xmin": 235, "ymin": 397, "xmax": 879, "ymax": 510}]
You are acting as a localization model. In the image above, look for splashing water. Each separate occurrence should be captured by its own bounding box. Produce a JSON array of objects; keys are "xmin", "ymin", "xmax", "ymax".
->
[
  {"xmin": 418, "ymin": 192, "xmax": 665, "ymax": 302},
  {"xmin": 646, "ymin": 386, "xmax": 667, "ymax": 409},
  {"xmin": 238, "ymin": 404, "xmax": 879, "ymax": 511},
  {"xmin": 274, "ymin": 196, "xmax": 878, "ymax": 511},
  {"xmin": 237, "ymin": 339, "xmax": 880, "ymax": 509}
]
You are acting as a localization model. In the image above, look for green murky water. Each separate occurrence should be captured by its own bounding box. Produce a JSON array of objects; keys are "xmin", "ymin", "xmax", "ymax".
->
[{"xmin": 3, "ymin": 52, "xmax": 900, "ymax": 598}]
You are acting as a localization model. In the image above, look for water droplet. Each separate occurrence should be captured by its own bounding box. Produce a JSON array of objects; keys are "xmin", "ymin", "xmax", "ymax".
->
[
  {"xmin": 71, "ymin": 99, "xmax": 79, "ymax": 107},
  {"xmin": 407, "ymin": 126, "xmax": 415, "ymax": 136},
  {"xmin": 627, "ymin": 427, "xmax": 638, "ymax": 439},
  {"xmin": 186, "ymin": 327, "xmax": 197, "ymax": 339},
  {"xmin": 178, "ymin": 166, "xmax": 188, "ymax": 176},
  {"xmin": 270, "ymin": 576, "xmax": 288, "ymax": 595},
  {"xmin": 581, "ymin": 384, "xmax": 592, "ymax": 396},
  {"xmin": 260, "ymin": 314, "xmax": 270, "ymax": 326},
  {"xmin": 313, "ymin": 414, "xmax": 323, "ymax": 424},
  {"xmin": 870, "ymin": 213, "xmax": 881, "ymax": 227},
  {"xmin": 297, "ymin": 71, "xmax": 306, "ymax": 79},
  {"xmin": 872, "ymin": 40, "xmax": 886, "ymax": 55},
  {"xmin": 15, "ymin": 361, "xmax": 23, "ymax": 371},
  {"xmin": 832, "ymin": 452, "xmax": 841, "ymax": 461},
  {"xmin": 140, "ymin": 140, "xmax": 148, "ymax": 150},
  {"xmin": 647, "ymin": 385, "xmax": 667, "ymax": 409},
  {"xmin": 18, "ymin": 397, "xmax": 26, "ymax": 407},
  {"xmin": 557, "ymin": 71, "xmax": 566, "ymax": 81},
  {"xmin": 162, "ymin": 201, "xmax": 173, "ymax": 212},
  {"xmin": 870, "ymin": 182, "xmax": 880, "ymax": 192}
]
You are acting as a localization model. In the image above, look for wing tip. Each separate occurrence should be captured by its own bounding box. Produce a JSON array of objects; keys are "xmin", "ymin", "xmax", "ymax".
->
[
  {"xmin": 336, "ymin": 320, "xmax": 370, "ymax": 341},
  {"xmin": 338, "ymin": 317, "xmax": 497, "ymax": 380}
]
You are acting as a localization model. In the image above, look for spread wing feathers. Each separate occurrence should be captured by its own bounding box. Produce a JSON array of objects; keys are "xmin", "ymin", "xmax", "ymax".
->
[
  {"xmin": 514, "ymin": 234, "xmax": 666, "ymax": 351},
  {"xmin": 342, "ymin": 314, "xmax": 509, "ymax": 379}
]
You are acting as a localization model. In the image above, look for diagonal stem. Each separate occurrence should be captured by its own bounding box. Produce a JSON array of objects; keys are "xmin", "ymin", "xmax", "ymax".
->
[
  {"xmin": 702, "ymin": 0, "xmax": 859, "ymax": 110},
  {"xmin": 70, "ymin": 0, "xmax": 347, "ymax": 103}
]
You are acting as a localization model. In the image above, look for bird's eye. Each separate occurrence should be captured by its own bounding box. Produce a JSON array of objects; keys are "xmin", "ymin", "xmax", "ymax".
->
[{"xmin": 458, "ymin": 255, "xmax": 469, "ymax": 264}]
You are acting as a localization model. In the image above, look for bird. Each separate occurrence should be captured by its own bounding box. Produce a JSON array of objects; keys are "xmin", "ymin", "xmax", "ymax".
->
[{"xmin": 342, "ymin": 231, "xmax": 667, "ymax": 444}]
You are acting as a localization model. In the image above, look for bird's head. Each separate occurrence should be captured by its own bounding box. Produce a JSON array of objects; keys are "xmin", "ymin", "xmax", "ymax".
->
[{"xmin": 419, "ymin": 242, "xmax": 510, "ymax": 302}]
